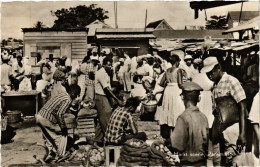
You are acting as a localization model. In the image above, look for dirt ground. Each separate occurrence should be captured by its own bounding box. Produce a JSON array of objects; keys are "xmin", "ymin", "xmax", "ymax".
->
[
  {"xmin": 1, "ymin": 118, "xmax": 46, "ymax": 167},
  {"xmin": 1, "ymin": 117, "xmax": 213, "ymax": 167}
]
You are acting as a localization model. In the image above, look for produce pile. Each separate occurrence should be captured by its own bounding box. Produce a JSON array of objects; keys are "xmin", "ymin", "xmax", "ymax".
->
[
  {"xmin": 117, "ymin": 139, "xmax": 150, "ymax": 167},
  {"xmin": 149, "ymin": 140, "xmax": 180, "ymax": 166},
  {"xmin": 81, "ymin": 145, "xmax": 105, "ymax": 167}
]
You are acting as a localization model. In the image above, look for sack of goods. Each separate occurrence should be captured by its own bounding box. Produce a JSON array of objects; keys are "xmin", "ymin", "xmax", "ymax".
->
[
  {"xmin": 149, "ymin": 140, "xmax": 180, "ymax": 166},
  {"xmin": 64, "ymin": 113, "xmax": 77, "ymax": 128},
  {"xmin": 117, "ymin": 139, "xmax": 150, "ymax": 167}
]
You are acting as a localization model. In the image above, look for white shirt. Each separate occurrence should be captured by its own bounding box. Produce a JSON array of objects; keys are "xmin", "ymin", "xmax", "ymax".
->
[
  {"xmin": 130, "ymin": 57, "xmax": 138, "ymax": 73},
  {"xmin": 131, "ymin": 83, "xmax": 146, "ymax": 99},
  {"xmin": 192, "ymin": 73, "xmax": 213, "ymax": 91},
  {"xmin": 36, "ymin": 80, "xmax": 49, "ymax": 97},
  {"xmin": 95, "ymin": 67, "xmax": 111, "ymax": 95},
  {"xmin": 248, "ymin": 92, "xmax": 259, "ymax": 124},
  {"xmin": 24, "ymin": 64, "xmax": 32, "ymax": 75},
  {"xmin": 136, "ymin": 62, "xmax": 150, "ymax": 76},
  {"xmin": 1, "ymin": 64, "xmax": 12, "ymax": 85}
]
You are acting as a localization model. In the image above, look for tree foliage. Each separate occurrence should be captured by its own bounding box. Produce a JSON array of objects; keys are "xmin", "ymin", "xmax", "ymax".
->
[
  {"xmin": 34, "ymin": 21, "xmax": 46, "ymax": 29},
  {"xmin": 205, "ymin": 15, "xmax": 228, "ymax": 30},
  {"xmin": 51, "ymin": 4, "xmax": 109, "ymax": 29}
]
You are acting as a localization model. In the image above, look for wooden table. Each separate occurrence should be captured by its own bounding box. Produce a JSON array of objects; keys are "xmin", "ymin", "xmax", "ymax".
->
[{"xmin": 2, "ymin": 91, "xmax": 41, "ymax": 116}]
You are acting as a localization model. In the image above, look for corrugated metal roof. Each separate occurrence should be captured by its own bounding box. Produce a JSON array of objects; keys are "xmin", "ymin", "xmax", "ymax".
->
[
  {"xmin": 153, "ymin": 30, "xmax": 233, "ymax": 39},
  {"xmin": 96, "ymin": 34, "xmax": 156, "ymax": 39},
  {"xmin": 224, "ymin": 16, "xmax": 259, "ymax": 34},
  {"xmin": 22, "ymin": 28, "xmax": 87, "ymax": 32},
  {"xmin": 96, "ymin": 28, "xmax": 154, "ymax": 33}
]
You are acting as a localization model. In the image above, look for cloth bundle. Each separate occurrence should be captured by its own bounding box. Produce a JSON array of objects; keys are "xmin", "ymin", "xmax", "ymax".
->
[{"xmin": 117, "ymin": 139, "xmax": 150, "ymax": 167}]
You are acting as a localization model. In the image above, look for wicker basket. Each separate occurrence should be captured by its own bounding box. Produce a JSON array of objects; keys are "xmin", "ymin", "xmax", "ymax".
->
[{"xmin": 6, "ymin": 110, "xmax": 21, "ymax": 123}]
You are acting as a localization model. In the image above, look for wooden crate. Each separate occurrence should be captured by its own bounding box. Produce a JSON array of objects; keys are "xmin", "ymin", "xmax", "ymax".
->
[{"xmin": 77, "ymin": 117, "xmax": 96, "ymax": 137}]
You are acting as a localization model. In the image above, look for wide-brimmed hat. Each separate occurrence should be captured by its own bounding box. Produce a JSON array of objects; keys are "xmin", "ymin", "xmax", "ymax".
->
[
  {"xmin": 184, "ymin": 55, "xmax": 193, "ymax": 61},
  {"xmin": 201, "ymin": 57, "xmax": 219, "ymax": 73}
]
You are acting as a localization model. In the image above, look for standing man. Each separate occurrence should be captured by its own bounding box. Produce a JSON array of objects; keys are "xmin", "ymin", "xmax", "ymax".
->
[
  {"xmin": 201, "ymin": 57, "xmax": 247, "ymax": 166},
  {"xmin": 85, "ymin": 56, "xmax": 99, "ymax": 100},
  {"xmin": 94, "ymin": 57, "xmax": 124, "ymax": 147}
]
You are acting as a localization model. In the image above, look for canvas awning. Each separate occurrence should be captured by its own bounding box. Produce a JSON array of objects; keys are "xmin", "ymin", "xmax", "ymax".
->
[{"xmin": 223, "ymin": 16, "xmax": 259, "ymax": 34}]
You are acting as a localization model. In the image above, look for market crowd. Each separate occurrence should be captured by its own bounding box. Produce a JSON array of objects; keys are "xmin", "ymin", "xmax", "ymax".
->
[{"xmin": 1, "ymin": 47, "xmax": 259, "ymax": 166}]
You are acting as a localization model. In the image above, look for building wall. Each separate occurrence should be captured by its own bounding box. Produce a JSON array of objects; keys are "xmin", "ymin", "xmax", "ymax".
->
[
  {"xmin": 98, "ymin": 39, "xmax": 150, "ymax": 56},
  {"xmin": 23, "ymin": 31, "xmax": 87, "ymax": 64}
]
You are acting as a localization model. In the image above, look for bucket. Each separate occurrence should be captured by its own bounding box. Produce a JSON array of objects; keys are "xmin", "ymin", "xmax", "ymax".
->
[{"xmin": 6, "ymin": 110, "xmax": 21, "ymax": 123}]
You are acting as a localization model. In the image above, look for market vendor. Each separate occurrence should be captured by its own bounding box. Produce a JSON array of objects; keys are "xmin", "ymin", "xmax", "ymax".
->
[
  {"xmin": 202, "ymin": 57, "xmax": 247, "ymax": 166},
  {"xmin": 170, "ymin": 82, "xmax": 209, "ymax": 167},
  {"xmin": 36, "ymin": 84, "xmax": 81, "ymax": 162},
  {"xmin": 94, "ymin": 57, "xmax": 124, "ymax": 147},
  {"xmin": 104, "ymin": 97, "xmax": 147, "ymax": 145}
]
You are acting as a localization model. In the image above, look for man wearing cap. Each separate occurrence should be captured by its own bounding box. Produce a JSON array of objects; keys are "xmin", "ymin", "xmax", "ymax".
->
[
  {"xmin": 94, "ymin": 57, "xmax": 124, "ymax": 147},
  {"xmin": 201, "ymin": 57, "xmax": 247, "ymax": 166},
  {"xmin": 170, "ymin": 82, "xmax": 209, "ymax": 167}
]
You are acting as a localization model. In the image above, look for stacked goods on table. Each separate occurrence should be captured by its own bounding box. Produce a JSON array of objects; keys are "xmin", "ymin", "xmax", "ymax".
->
[
  {"xmin": 117, "ymin": 139, "xmax": 150, "ymax": 167},
  {"xmin": 77, "ymin": 97, "xmax": 97, "ymax": 138},
  {"xmin": 149, "ymin": 140, "xmax": 180, "ymax": 166}
]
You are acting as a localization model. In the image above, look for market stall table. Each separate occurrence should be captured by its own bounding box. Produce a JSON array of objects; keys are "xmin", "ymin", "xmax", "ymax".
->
[{"xmin": 2, "ymin": 91, "xmax": 41, "ymax": 116}]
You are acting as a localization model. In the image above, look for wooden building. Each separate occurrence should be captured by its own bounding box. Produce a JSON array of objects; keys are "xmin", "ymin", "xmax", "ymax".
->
[
  {"xmin": 146, "ymin": 19, "xmax": 173, "ymax": 30},
  {"xmin": 95, "ymin": 28, "xmax": 156, "ymax": 56},
  {"xmin": 22, "ymin": 28, "xmax": 88, "ymax": 64}
]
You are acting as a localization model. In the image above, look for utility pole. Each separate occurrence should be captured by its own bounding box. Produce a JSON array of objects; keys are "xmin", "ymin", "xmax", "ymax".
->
[
  {"xmin": 145, "ymin": 9, "xmax": 147, "ymax": 32},
  {"xmin": 114, "ymin": 2, "xmax": 118, "ymax": 28}
]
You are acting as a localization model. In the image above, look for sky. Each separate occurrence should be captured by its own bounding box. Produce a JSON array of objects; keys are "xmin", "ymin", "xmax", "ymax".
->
[{"xmin": 1, "ymin": 1, "xmax": 259, "ymax": 40}]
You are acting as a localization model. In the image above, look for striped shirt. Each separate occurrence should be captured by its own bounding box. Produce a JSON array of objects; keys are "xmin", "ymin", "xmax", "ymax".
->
[
  {"xmin": 38, "ymin": 92, "xmax": 71, "ymax": 129},
  {"xmin": 105, "ymin": 107, "xmax": 135, "ymax": 144}
]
